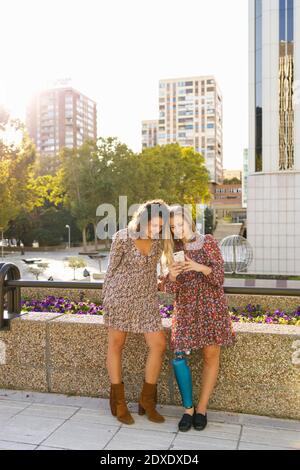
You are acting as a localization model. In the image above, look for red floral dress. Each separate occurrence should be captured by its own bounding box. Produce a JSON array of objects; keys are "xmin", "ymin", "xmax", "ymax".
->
[{"xmin": 161, "ymin": 232, "xmax": 236, "ymax": 353}]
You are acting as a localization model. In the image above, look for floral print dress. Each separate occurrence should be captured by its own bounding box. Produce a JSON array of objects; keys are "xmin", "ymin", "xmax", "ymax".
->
[
  {"xmin": 102, "ymin": 228, "xmax": 164, "ymax": 333},
  {"xmin": 161, "ymin": 232, "xmax": 236, "ymax": 353}
]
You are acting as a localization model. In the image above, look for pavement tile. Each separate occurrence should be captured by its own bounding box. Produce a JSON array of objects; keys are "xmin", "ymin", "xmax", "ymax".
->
[
  {"xmin": 240, "ymin": 426, "xmax": 300, "ymax": 449},
  {"xmin": 240, "ymin": 414, "xmax": 300, "ymax": 431},
  {"xmin": 187, "ymin": 422, "xmax": 242, "ymax": 440},
  {"xmin": 1, "ymin": 390, "xmax": 106, "ymax": 410},
  {"xmin": 18, "ymin": 403, "xmax": 79, "ymax": 420},
  {"xmin": 105, "ymin": 427, "xmax": 175, "ymax": 450},
  {"xmin": 238, "ymin": 442, "xmax": 293, "ymax": 450},
  {"xmin": 69, "ymin": 407, "xmax": 122, "ymax": 426},
  {"xmin": 42, "ymin": 420, "xmax": 119, "ymax": 450},
  {"xmin": 171, "ymin": 434, "xmax": 237, "ymax": 450},
  {"xmin": 0, "ymin": 414, "xmax": 65, "ymax": 445},
  {"xmin": 0, "ymin": 439, "xmax": 37, "ymax": 450}
]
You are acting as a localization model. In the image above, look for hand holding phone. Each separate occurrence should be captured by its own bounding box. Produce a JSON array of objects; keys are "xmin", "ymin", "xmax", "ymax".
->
[{"xmin": 173, "ymin": 250, "xmax": 185, "ymax": 263}]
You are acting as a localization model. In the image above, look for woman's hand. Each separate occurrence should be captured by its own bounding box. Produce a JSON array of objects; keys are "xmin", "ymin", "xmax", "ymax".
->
[
  {"xmin": 168, "ymin": 262, "xmax": 184, "ymax": 282},
  {"xmin": 182, "ymin": 255, "xmax": 212, "ymax": 276}
]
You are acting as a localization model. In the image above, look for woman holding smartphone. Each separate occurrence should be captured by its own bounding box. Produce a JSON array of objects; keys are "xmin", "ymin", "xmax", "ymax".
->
[
  {"xmin": 160, "ymin": 205, "xmax": 236, "ymax": 432},
  {"xmin": 102, "ymin": 200, "xmax": 172, "ymax": 425}
]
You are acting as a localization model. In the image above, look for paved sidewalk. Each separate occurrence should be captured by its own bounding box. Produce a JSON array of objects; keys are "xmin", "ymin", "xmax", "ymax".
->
[{"xmin": 0, "ymin": 389, "xmax": 299, "ymax": 450}]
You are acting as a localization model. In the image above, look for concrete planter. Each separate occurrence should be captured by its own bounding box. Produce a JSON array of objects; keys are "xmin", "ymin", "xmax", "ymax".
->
[{"xmin": 0, "ymin": 312, "xmax": 299, "ymax": 420}]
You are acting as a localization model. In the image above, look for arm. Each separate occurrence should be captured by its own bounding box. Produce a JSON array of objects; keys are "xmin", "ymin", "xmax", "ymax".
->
[
  {"xmin": 158, "ymin": 260, "xmax": 184, "ymax": 294},
  {"xmin": 201, "ymin": 234, "xmax": 225, "ymax": 288},
  {"xmin": 102, "ymin": 231, "xmax": 124, "ymax": 297},
  {"xmin": 158, "ymin": 272, "xmax": 181, "ymax": 294}
]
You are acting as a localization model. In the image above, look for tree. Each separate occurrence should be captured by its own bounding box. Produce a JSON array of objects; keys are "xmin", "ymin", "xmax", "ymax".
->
[
  {"xmin": 134, "ymin": 144, "xmax": 211, "ymax": 205},
  {"xmin": 223, "ymin": 177, "xmax": 241, "ymax": 185},
  {"xmin": 60, "ymin": 140, "xmax": 212, "ymax": 249},
  {"xmin": 204, "ymin": 207, "xmax": 214, "ymax": 234},
  {"xmin": 0, "ymin": 108, "xmax": 38, "ymax": 239},
  {"xmin": 27, "ymin": 265, "xmax": 47, "ymax": 280},
  {"xmin": 65, "ymin": 256, "xmax": 87, "ymax": 280},
  {"xmin": 60, "ymin": 137, "xmax": 135, "ymax": 251}
]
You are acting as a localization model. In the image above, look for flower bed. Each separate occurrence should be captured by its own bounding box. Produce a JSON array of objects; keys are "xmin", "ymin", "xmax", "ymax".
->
[{"xmin": 20, "ymin": 295, "xmax": 300, "ymax": 326}]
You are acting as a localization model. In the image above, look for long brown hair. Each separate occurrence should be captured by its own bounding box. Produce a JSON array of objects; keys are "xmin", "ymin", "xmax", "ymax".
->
[{"xmin": 128, "ymin": 199, "xmax": 173, "ymax": 266}]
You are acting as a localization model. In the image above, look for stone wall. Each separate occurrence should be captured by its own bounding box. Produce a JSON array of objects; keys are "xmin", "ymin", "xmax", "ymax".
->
[{"xmin": 0, "ymin": 312, "xmax": 299, "ymax": 420}]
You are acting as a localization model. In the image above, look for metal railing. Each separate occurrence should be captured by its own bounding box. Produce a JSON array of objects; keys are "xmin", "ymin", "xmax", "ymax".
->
[{"xmin": 1, "ymin": 262, "xmax": 300, "ymax": 328}]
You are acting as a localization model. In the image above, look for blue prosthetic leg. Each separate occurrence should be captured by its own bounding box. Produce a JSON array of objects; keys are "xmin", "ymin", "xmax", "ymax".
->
[{"xmin": 172, "ymin": 352, "xmax": 193, "ymax": 409}]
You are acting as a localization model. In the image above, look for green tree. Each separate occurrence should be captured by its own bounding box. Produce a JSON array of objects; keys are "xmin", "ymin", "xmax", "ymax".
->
[
  {"xmin": 223, "ymin": 177, "xmax": 241, "ymax": 185},
  {"xmin": 60, "ymin": 140, "xmax": 212, "ymax": 250},
  {"xmin": 60, "ymin": 137, "xmax": 135, "ymax": 251},
  {"xmin": 65, "ymin": 256, "xmax": 87, "ymax": 280},
  {"xmin": 133, "ymin": 144, "xmax": 211, "ymax": 205},
  {"xmin": 0, "ymin": 108, "xmax": 37, "ymax": 238}
]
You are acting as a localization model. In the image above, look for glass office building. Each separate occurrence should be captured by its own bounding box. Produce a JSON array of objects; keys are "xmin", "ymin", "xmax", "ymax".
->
[{"xmin": 248, "ymin": 0, "xmax": 300, "ymax": 274}]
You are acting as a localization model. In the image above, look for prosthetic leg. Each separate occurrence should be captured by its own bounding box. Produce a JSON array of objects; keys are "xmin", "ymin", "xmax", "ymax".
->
[{"xmin": 172, "ymin": 351, "xmax": 193, "ymax": 409}]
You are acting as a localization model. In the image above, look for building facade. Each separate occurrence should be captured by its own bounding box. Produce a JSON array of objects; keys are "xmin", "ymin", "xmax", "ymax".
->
[
  {"xmin": 242, "ymin": 149, "xmax": 249, "ymax": 209},
  {"xmin": 248, "ymin": 0, "xmax": 300, "ymax": 274},
  {"xmin": 212, "ymin": 183, "xmax": 246, "ymax": 222},
  {"xmin": 143, "ymin": 76, "xmax": 223, "ymax": 184},
  {"xmin": 142, "ymin": 120, "xmax": 158, "ymax": 148},
  {"xmin": 26, "ymin": 86, "xmax": 97, "ymax": 159}
]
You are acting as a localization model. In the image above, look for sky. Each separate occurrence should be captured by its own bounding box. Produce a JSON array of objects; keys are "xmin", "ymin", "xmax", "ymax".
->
[{"xmin": 0, "ymin": 0, "xmax": 248, "ymax": 170}]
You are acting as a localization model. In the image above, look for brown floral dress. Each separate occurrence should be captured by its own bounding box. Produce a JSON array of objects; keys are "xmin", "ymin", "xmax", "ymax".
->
[
  {"xmin": 102, "ymin": 228, "xmax": 164, "ymax": 333},
  {"xmin": 160, "ymin": 232, "xmax": 236, "ymax": 353}
]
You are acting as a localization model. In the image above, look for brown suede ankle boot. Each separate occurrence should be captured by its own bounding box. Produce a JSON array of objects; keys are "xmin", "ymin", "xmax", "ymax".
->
[
  {"xmin": 138, "ymin": 382, "xmax": 165, "ymax": 423},
  {"xmin": 110, "ymin": 382, "xmax": 134, "ymax": 425}
]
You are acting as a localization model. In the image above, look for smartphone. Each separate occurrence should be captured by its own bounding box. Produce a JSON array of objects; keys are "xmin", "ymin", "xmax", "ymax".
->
[{"xmin": 173, "ymin": 250, "xmax": 185, "ymax": 263}]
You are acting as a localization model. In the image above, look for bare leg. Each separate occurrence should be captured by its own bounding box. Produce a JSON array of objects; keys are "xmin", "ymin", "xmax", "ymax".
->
[
  {"xmin": 196, "ymin": 345, "xmax": 221, "ymax": 415},
  {"xmin": 144, "ymin": 331, "xmax": 167, "ymax": 384},
  {"xmin": 106, "ymin": 328, "xmax": 127, "ymax": 383}
]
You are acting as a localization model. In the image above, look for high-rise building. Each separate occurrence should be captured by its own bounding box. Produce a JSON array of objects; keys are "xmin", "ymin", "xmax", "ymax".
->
[
  {"xmin": 248, "ymin": 0, "xmax": 300, "ymax": 274},
  {"xmin": 142, "ymin": 120, "xmax": 158, "ymax": 148},
  {"xmin": 26, "ymin": 85, "xmax": 97, "ymax": 159},
  {"xmin": 142, "ymin": 76, "xmax": 223, "ymax": 184},
  {"xmin": 158, "ymin": 76, "xmax": 223, "ymax": 184}
]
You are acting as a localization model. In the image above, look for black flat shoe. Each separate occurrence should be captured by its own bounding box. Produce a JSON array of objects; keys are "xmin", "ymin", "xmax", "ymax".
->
[
  {"xmin": 193, "ymin": 412, "xmax": 207, "ymax": 431},
  {"xmin": 178, "ymin": 410, "xmax": 194, "ymax": 432}
]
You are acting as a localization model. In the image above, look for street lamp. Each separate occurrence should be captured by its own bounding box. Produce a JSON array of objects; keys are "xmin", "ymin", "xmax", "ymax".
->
[{"xmin": 65, "ymin": 225, "xmax": 71, "ymax": 249}]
